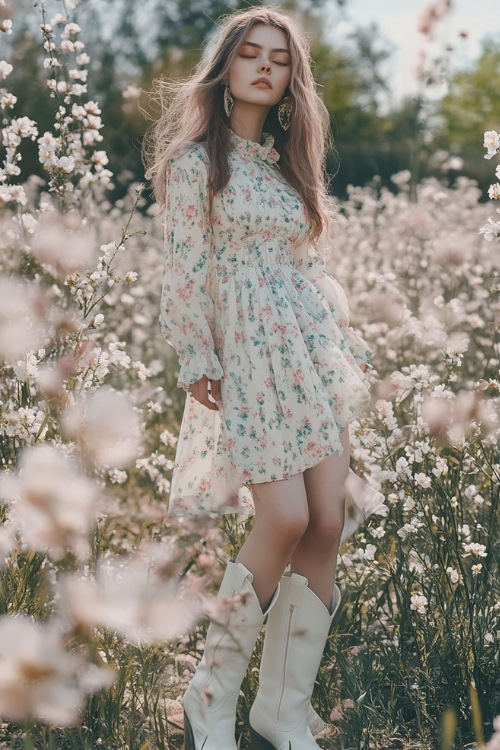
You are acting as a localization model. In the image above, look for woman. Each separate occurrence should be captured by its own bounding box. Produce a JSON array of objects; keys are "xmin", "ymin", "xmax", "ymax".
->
[{"xmin": 145, "ymin": 7, "xmax": 381, "ymax": 750}]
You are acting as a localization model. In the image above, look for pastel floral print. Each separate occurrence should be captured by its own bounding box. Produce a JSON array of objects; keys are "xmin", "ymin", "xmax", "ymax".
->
[{"xmin": 160, "ymin": 131, "xmax": 371, "ymax": 515}]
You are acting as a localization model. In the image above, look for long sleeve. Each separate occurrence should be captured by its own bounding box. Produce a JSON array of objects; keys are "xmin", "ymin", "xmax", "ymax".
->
[
  {"xmin": 159, "ymin": 146, "xmax": 224, "ymax": 390},
  {"xmin": 293, "ymin": 241, "xmax": 372, "ymax": 367}
]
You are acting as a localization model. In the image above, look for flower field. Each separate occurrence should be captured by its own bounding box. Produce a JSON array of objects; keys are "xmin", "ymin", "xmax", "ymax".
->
[{"xmin": 0, "ymin": 2, "xmax": 499, "ymax": 749}]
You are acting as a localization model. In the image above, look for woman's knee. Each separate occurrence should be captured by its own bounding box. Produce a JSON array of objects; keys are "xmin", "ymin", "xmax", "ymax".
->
[
  {"xmin": 281, "ymin": 505, "xmax": 310, "ymax": 546},
  {"xmin": 257, "ymin": 502, "xmax": 309, "ymax": 551},
  {"xmin": 305, "ymin": 507, "xmax": 345, "ymax": 548},
  {"xmin": 251, "ymin": 476, "xmax": 309, "ymax": 550}
]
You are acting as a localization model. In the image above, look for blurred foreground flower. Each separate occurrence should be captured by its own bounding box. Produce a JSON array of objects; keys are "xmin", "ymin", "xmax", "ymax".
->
[
  {"xmin": 483, "ymin": 716, "xmax": 500, "ymax": 750},
  {"xmin": 62, "ymin": 386, "xmax": 142, "ymax": 468},
  {"xmin": 422, "ymin": 389, "xmax": 499, "ymax": 444},
  {"xmin": 0, "ymin": 614, "xmax": 114, "ymax": 725},
  {"xmin": 62, "ymin": 556, "xmax": 202, "ymax": 645},
  {"xmin": 0, "ymin": 277, "xmax": 47, "ymax": 361},
  {"xmin": 0, "ymin": 444, "xmax": 98, "ymax": 560},
  {"xmin": 30, "ymin": 210, "xmax": 95, "ymax": 276}
]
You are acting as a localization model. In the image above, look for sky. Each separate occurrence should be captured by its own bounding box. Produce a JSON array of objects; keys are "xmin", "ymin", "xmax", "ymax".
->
[{"xmin": 325, "ymin": 0, "xmax": 499, "ymax": 102}]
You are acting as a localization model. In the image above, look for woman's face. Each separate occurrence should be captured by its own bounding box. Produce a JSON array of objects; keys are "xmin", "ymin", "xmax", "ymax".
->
[{"xmin": 228, "ymin": 24, "xmax": 292, "ymax": 110}]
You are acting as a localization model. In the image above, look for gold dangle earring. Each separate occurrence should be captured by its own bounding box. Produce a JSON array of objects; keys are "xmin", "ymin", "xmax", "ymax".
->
[
  {"xmin": 224, "ymin": 84, "xmax": 234, "ymax": 118},
  {"xmin": 278, "ymin": 95, "xmax": 293, "ymax": 131}
]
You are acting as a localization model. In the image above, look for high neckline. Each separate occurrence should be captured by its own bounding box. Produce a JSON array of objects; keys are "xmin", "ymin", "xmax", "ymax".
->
[{"xmin": 228, "ymin": 130, "xmax": 280, "ymax": 165}]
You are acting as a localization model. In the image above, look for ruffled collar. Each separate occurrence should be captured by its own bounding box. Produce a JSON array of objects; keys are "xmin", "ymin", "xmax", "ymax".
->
[{"xmin": 228, "ymin": 130, "xmax": 280, "ymax": 165}]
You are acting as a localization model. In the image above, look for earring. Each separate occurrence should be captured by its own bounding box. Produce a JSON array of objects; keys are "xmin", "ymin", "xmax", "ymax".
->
[
  {"xmin": 278, "ymin": 95, "xmax": 293, "ymax": 131},
  {"xmin": 224, "ymin": 84, "xmax": 234, "ymax": 118}
]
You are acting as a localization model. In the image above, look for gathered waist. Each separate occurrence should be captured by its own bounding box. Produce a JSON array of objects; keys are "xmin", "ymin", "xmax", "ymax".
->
[{"xmin": 212, "ymin": 237, "xmax": 296, "ymax": 277}]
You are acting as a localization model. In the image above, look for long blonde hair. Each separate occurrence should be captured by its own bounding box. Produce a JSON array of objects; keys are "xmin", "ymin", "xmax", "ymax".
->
[{"xmin": 143, "ymin": 6, "xmax": 335, "ymax": 242}]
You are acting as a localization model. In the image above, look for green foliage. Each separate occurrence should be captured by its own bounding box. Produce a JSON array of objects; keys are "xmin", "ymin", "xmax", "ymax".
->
[
  {"xmin": 8, "ymin": 2, "xmax": 500, "ymax": 201},
  {"xmin": 311, "ymin": 26, "xmax": 400, "ymax": 193},
  {"xmin": 434, "ymin": 38, "xmax": 500, "ymax": 187}
]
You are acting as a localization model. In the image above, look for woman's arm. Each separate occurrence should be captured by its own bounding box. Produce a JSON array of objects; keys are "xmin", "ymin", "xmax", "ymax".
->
[{"xmin": 159, "ymin": 146, "xmax": 224, "ymax": 392}]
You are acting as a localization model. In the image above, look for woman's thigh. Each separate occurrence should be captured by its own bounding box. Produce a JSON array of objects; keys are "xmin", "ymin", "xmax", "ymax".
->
[{"xmin": 303, "ymin": 430, "xmax": 350, "ymax": 534}]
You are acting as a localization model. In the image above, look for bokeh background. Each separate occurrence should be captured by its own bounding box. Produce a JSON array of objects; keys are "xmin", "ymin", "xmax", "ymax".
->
[{"xmin": 7, "ymin": 0, "xmax": 500, "ymax": 200}]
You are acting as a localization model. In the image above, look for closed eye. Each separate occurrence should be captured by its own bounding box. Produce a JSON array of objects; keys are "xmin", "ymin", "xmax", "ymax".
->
[{"xmin": 239, "ymin": 54, "xmax": 289, "ymax": 66}]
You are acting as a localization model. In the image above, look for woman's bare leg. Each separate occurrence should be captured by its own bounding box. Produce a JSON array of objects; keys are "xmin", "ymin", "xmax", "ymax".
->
[
  {"xmin": 235, "ymin": 473, "xmax": 309, "ymax": 610},
  {"xmin": 290, "ymin": 430, "xmax": 350, "ymax": 609}
]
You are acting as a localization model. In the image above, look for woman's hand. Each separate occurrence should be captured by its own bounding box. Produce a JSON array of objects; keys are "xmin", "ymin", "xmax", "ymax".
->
[{"xmin": 188, "ymin": 375, "xmax": 222, "ymax": 411}]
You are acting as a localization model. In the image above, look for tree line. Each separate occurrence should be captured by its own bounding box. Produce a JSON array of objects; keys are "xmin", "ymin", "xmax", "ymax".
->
[{"xmin": 6, "ymin": 0, "xmax": 500, "ymax": 201}]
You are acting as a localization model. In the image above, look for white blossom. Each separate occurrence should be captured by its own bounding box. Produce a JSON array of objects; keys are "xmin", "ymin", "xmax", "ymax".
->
[
  {"xmin": 488, "ymin": 183, "xmax": 500, "ymax": 200},
  {"xmin": 62, "ymin": 22, "xmax": 82, "ymax": 38},
  {"xmin": 76, "ymin": 52, "xmax": 91, "ymax": 66},
  {"xmin": 462, "ymin": 542, "xmax": 487, "ymax": 558},
  {"xmin": 91, "ymin": 150, "xmax": 109, "ymax": 166},
  {"xmin": 432, "ymin": 457, "xmax": 448, "ymax": 477},
  {"xmin": 108, "ymin": 341, "xmax": 131, "ymax": 369},
  {"xmin": 446, "ymin": 567, "xmax": 461, "ymax": 584},
  {"xmin": 484, "ymin": 130, "xmax": 500, "ymax": 159},
  {"xmin": 0, "ymin": 185, "xmax": 26, "ymax": 204},
  {"xmin": 410, "ymin": 594, "xmax": 428, "ymax": 614},
  {"xmin": 0, "ymin": 90, "xmax": 16, "ymax": 108},
  {"xmin": 43, "ymin": 57, "xmax": 62, "ymax": 69},
  {"xmin": 51, "ymin": 13, "xmax": 68, "ymax": 25},
  {"xmin": 414, "ymin": 472, "xmax": 432, "ymax": 489},
  {"xmin": 0, "ymin": 60, "xmax": 13, "ymax": 79},
  {"xmin": 403, "ymin": 496, "xmax": 416, "ymax": 512},
  {"xmin": 92, "ymin": 313, "xmax": 104, "ymax": 327},
  {"xmin": 108, "ymin": 468, "xmax": 127, "ymax": 484}
]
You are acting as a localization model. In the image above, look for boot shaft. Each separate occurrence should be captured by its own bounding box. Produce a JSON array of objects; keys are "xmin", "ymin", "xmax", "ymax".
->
[
  {"xmin": 184, "ymin": 561, "xmax": 279, "ymax": 750},
  {"xmin": 249, "ymin": 574, "xmax": 341, "ymax": 749},
  {"xmin": 254, "ymin": 574, "xmax": 339, "ymax": 716}
]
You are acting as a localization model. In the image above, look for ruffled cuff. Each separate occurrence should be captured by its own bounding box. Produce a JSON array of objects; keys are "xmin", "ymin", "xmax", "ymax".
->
[{"xmin": 177, "ymin": 348, "xmax": 224, "ymax": 390}]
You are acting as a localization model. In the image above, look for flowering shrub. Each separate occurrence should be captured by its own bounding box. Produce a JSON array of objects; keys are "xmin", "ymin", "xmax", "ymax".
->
[
  {"xmin": 317, "ymin": 166, "xmax": 500, "ymax": 746},
  {"xmin": 0, "ymin": 4, "xmax": 220, "ymax": 747}
]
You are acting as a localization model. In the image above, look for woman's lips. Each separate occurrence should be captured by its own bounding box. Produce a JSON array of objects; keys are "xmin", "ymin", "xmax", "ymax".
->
[{"xmin": 252, "ymin": 78, "xmax": 272, "ymax": 89}]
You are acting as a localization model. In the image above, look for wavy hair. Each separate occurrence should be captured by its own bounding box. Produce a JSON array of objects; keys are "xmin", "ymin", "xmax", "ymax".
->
[{"xmin": 143, "ymin": 6, "xmax": 335, "ymax": 243}]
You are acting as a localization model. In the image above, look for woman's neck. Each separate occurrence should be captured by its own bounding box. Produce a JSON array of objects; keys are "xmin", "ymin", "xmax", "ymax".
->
[{"xmin": 229, "ymin": 104, "xmax": 269, "ymax": 144}]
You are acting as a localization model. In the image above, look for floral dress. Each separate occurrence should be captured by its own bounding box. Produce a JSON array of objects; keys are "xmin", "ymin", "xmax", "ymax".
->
[{"xmin": 160, "ymin": 131, "xmax": 372, "ymax": 516}]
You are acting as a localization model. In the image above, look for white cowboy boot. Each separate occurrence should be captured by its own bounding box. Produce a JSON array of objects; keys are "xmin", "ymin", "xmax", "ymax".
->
[
  {"xmin": 249, "ymin": 572, "xmax": 341, "ymax": 750},
  {"xmin": 183, "ymin": 560, "xmax": 279, "ymax": 750}
]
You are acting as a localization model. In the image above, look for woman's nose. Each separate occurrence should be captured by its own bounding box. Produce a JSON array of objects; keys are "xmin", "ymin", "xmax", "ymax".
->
[{"xmin": 258, "ymin": 61, "xmax": 271, "ymax": 73}]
